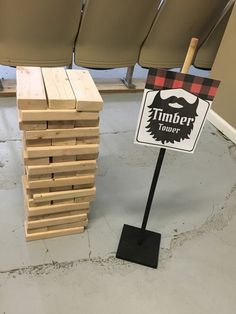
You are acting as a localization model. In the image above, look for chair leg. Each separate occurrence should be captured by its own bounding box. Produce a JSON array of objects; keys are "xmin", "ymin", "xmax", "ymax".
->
[
  {"xmin": 121, "ymin": 66, "xmax": 136, "ymax": 89},
  {"xmin": 0, "ymin": 79, "xmax": 3, "ymax": 91}
]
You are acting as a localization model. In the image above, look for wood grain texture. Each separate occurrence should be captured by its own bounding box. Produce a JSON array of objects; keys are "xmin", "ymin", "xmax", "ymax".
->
[
  {"xmin": 19, "ymin": 109, "xmax": 98, "ymax": 121},
  {"xmin": 16, "ymin": 67, "xmax": 47, "ymax": 110},
  {"xmin": 67, "ymin": 70, "xmax": 103, "ymax": 112},
  {"xmin": 27, "ymin": 213, "xmax": 87, "ymax": 229},
  {"xmin": 25, "ymin": 223, "xmax": 84, "ymax": 241},
  {"xmin": 26, "ymin": 144, "xmax": 99, "ymax": 158},
  {"xmin": 33, "ymin": 186, "xmax": 96, "ymax": 203},
  {"xmin": 27, "ymin": 201, "xmax": 90, "ymax": 217},
  {"xmin": 42, "ymin": 68, "xmax": 76, "ymax": 109},
  {"xmin": 24, "ymin": 127, "xmax": 99, "ymax": 140},
  {"xmin": 26, "ymin": 160, "xmax": 96, "ymax": 175},
  {"xmin": 26, "ymin": 174, "xmax": 95, "ymax": 189}
]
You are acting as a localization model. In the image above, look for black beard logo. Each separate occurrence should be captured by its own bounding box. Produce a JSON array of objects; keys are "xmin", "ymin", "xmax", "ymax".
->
[{"xmin": 146, "ymin": 92, "xmax": 199, "ymax": 144}]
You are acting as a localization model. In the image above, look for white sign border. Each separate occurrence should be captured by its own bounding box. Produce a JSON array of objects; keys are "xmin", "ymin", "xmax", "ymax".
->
[{"xmin": 134, "ymin": 89, "xmax": 211, "ymax": 154}]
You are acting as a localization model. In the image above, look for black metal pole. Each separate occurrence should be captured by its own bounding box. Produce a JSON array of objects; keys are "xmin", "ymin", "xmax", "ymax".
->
[{"xmin": 138, "ymin": 148, "xmax": 166, "ymax": 244}]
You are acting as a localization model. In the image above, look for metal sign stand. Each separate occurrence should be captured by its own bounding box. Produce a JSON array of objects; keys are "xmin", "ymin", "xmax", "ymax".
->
[{"xmin": 116, "ymin": 38, "xmax": 199, "ymax": 268}]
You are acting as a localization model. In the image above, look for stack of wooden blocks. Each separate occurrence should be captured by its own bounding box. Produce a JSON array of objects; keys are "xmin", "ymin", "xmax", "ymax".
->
[{"xmin": 16, "ymin": 67, "xmax": 103, "ymax": 241}]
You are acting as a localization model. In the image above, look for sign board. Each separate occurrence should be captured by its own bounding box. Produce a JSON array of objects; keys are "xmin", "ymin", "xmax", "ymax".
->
[{"xmin": 135, "ymin": 69, "xmax": 220, "ymax": 153}]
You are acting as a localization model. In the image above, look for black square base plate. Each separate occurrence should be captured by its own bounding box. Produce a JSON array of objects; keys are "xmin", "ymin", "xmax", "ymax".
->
[{"xmin": 116, "ymin": 224, "xmax": 161, "ymax": 268}]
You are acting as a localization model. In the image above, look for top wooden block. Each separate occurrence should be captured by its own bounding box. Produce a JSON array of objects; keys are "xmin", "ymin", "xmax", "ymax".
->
[
  {"xmin": 16, "ymin": 67, "xmax": 47, "ymax": 110},
  {"xmin": 67, "ymin": 70, "xmax": 103, "ymax": 112},
  {"xmin": 16, "ymin": 67, "xmax": 103, "ymax": 112},
  {"xmin": 42, "ymin": 68, "xmax": 76, "ymax": 109}
]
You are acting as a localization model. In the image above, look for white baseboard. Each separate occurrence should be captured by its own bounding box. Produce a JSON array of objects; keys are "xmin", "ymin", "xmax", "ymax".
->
[{"xmin": 208, "ymin": 109, "xmax": 236, "ymax": 144}]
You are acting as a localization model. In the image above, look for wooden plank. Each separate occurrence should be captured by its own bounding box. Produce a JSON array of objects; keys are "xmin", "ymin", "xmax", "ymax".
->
[
  {"xmin": 19, "ymin": 109, "xmax": 98, "ymax": 121},
  {"xmin": 76, "ymin": 136, "xmax": 99, "ymax": 144},
  {"xmin": 24, "ymin": 127, "xmax": 99, "ymax": 140},
  {"xmin": 47, "ymin": 121, "xmax": 75, "ymax": 129},
  {"xmin": 16, "ymin": 67, "xmax": 47, "ymax": 109},
  {"xmin": 27, "ymin": 221, "xmax": 88, "ymax": 233},
  {"xmin": 28, "ymin": 210, "xmax": 88, "ymax": 220},
  {"xmin": 27, "ymin": 201, "xmax": 90, "ymax": 217},
  {"xmin": 19, "ymin": 121, "xmax": 47, "ymax": 131},
  {"xmin": 22, "ymin": 177, "xmax": 50, "ymax": 207},
  {"xmin": 67, "ymin": 70, "xmax": 103, "ymax": 112},
  {"xmin": 24, "ymin": 156, "xmax": 50, "ymax": 166},
  {"xmin": 26, "ymin": 144, "xmax": 99, "ymax": 158},
  {"xmin": 26, "ymin": 160, "xmax": 96, "ymax": 175},
  {"xmin": 74, "ymin": 119, "xmax": 99, "ymax": 127},
  {"xmin": 33, "ymin": 186, "xmax": 96, "ymax": 203},
  {"xmin": 25, "ymin": 138, "xmax": 51, "ymax": 147},
  {"xmin": 27, "ymin": 213, "xmax": 87, "ymax": 229},
  {"xmin": 76, "ymin": 153, "xmax": 99, "ymax": 161},
  {"xmin": 25, "ymin": 223, "xmax": 84, "ymax": 241},
  {"xmin": 26, "ymin": 174, "xmax": 95, "ymax": 189},
  {"xmin": 42, "ymin": 68, "xmax": 76, "ymax": 109}
]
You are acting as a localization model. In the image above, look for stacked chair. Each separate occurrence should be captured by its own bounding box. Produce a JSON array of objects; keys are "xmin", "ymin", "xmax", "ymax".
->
[
  {"xmin": 138, "ymin": 0, "xmax": 230, "ymax": 69},
  {"xmin": 0, "ymin": 0, "xmax": 233, "ymax": 70},
  {"xmin": 0, "ymin": 0, "xmax": 82, "ymax": 66}
]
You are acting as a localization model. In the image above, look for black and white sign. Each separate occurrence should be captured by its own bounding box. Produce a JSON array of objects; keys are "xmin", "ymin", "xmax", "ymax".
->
[{"xmin": 135, "ymin": 69, "xmax": 220, "ymax": 153}]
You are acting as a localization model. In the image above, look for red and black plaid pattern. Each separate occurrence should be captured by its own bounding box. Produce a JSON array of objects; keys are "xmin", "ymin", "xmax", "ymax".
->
[{"xmin": 146, "ymin": 68, "xmax": 220, "ymax": 101}]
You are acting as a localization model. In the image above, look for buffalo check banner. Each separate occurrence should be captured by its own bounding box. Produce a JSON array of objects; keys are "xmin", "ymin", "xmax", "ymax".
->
[{"xmin": 135, "ymin": 68, "xmax": 220, "ymax": 153}]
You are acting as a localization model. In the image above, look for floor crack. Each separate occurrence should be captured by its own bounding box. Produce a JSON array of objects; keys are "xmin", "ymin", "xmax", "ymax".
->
[{"xmin": 87, "ymin": 229, "xmax": 92, "ymax": 260}]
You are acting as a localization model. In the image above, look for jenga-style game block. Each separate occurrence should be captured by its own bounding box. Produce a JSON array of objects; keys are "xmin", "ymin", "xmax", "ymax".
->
[{"xmin": 17, "ymin": 67, "xmax": 103, "ymax": 241}]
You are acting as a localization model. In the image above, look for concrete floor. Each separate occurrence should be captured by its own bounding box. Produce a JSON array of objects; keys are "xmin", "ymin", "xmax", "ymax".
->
[{"xmin": 0, "ymin": 71, "xmax": 236, "ymax": 313}]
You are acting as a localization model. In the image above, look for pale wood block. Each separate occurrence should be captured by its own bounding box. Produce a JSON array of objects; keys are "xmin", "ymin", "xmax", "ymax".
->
[
  {"xmin": 27, "ymin": 201, "xmax": 90, "ymax": 217},
  {"xmin": 25, "ymin": 223, "xmax": 84, "ymax": 241},
  {"xmin": 25, "ymin": 138, "xmax": 52, "ymax": 147},
  {"xmin": 26, "ymin": 160, "xmax": 97, "ymax": 175},
  {"xmin": 28, "ymin": 174, "xmax": 52, "ymax": 181},
  {"xmin": 24, "ymin": 156, "xmax": 50, "ymax": 166},
  {"xmin": 28, "ymin": 211, "xmax": 88, "ymax": 220},
  {"xmin": 26, "ymin": 144, "xmax": 99, "ymax": 158},
  {"xmin": 27, "ymin": 175, "xmax": 95, "ymax": 189},
  {"xmin": 50, "ymin": 186, "xmax": 72, "ymax": 192},
  {"xmin": 76, "ymin": 153, "xmax": 99, "ymax": 161},
  {"xmin": 42, "ymin": 67, "xmax": 76, "ymax": 109},
  {"xmin": 53, "ymin": 199, "xmax": 75, "ymax": 205},
  {"xmin": 27, "ymin": 187, "xmax": 50, "ymax": 199},
  {"xmin": 16, "ymin": 67, "xmax": 47, "ymax": 110},
  {"xmin": 33, "ymin": 186, "xmax": 96, "ymax": 203},
  {"xmin": 76, "ymin": 136, "xmax": 100, "ymax": 144},
  {"xmin": 49, "ymin": 220, "xmax": 88, "ymax": 230},
  {"xmin": 19, "ymin": 121, "xmax": 47, "ymax": 131},
  {"xmin": 66, "ymin": 70, "xmax": 103, "ymax": 112},
  {"xmin": 20, "ymin": 109, "xmax": 98, "ymax": 122},
  {"xmin": 27, "ymin": 220, "xmax": 87, "ymax": 234},
  {"xmin": 52, "ymin": 155, "xmax": 77, "ymax": 178},
  {"xmin": 52, "ymin": 137, "xmax": 76, "ymax": 146},
  {"xmin": 74, "ymin": 196, "xmax": 94, "ymax": 203},
  {"xmin": 73, "ymin": 183, "xmax": 94, "ymax": 189},
  {"xmin": 52, "ymin": 156, "xmax": 78, "ymax": 183},
  {"xmin": 48, "ymin": 121, "xmax": 75, "ymax": 129},
  {"xmin": 51, "ymin": 155, "xmax": 76, "ymax": 163},
  {"xmin": 22, "ymin": 179, "xmax": 51, "ymax": 207},
  {"xmin": 27, "ymin": 213, "xmax": 87, "ymax": 229},
  {"xmin": 24, "ymin": 127, "xmax": 99, "ymax": 140},
  {"xmin": 75, "ymin": 119, "xmax": 99, "ymax": 127}
]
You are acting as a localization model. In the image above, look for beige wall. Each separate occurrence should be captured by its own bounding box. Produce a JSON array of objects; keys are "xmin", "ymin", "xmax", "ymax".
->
[{"xmin": 211, "ymin": 2, "xmax": 236, "ymax": 129}]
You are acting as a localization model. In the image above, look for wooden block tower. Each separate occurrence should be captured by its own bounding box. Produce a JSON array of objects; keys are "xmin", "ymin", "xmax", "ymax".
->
[{"xmin": 16, "ymin": 67, "xmax": 103, "ymax": 241}]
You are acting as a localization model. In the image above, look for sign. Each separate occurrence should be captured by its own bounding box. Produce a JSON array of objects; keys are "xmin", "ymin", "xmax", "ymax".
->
[{"xmin": 135, "ymin": 69, "xmax": 220, "ymax": 153}]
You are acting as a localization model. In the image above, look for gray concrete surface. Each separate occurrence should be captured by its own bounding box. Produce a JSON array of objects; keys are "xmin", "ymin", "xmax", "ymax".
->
[{"xmin": 0, "ymin": 73, "xmax": 236, "ymax": 313}]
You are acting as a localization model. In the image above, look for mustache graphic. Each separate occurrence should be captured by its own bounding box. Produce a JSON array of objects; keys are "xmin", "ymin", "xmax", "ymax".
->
[{"xmin": 161, "ymin": 95, "xmax": 198, "ymax": 108}]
